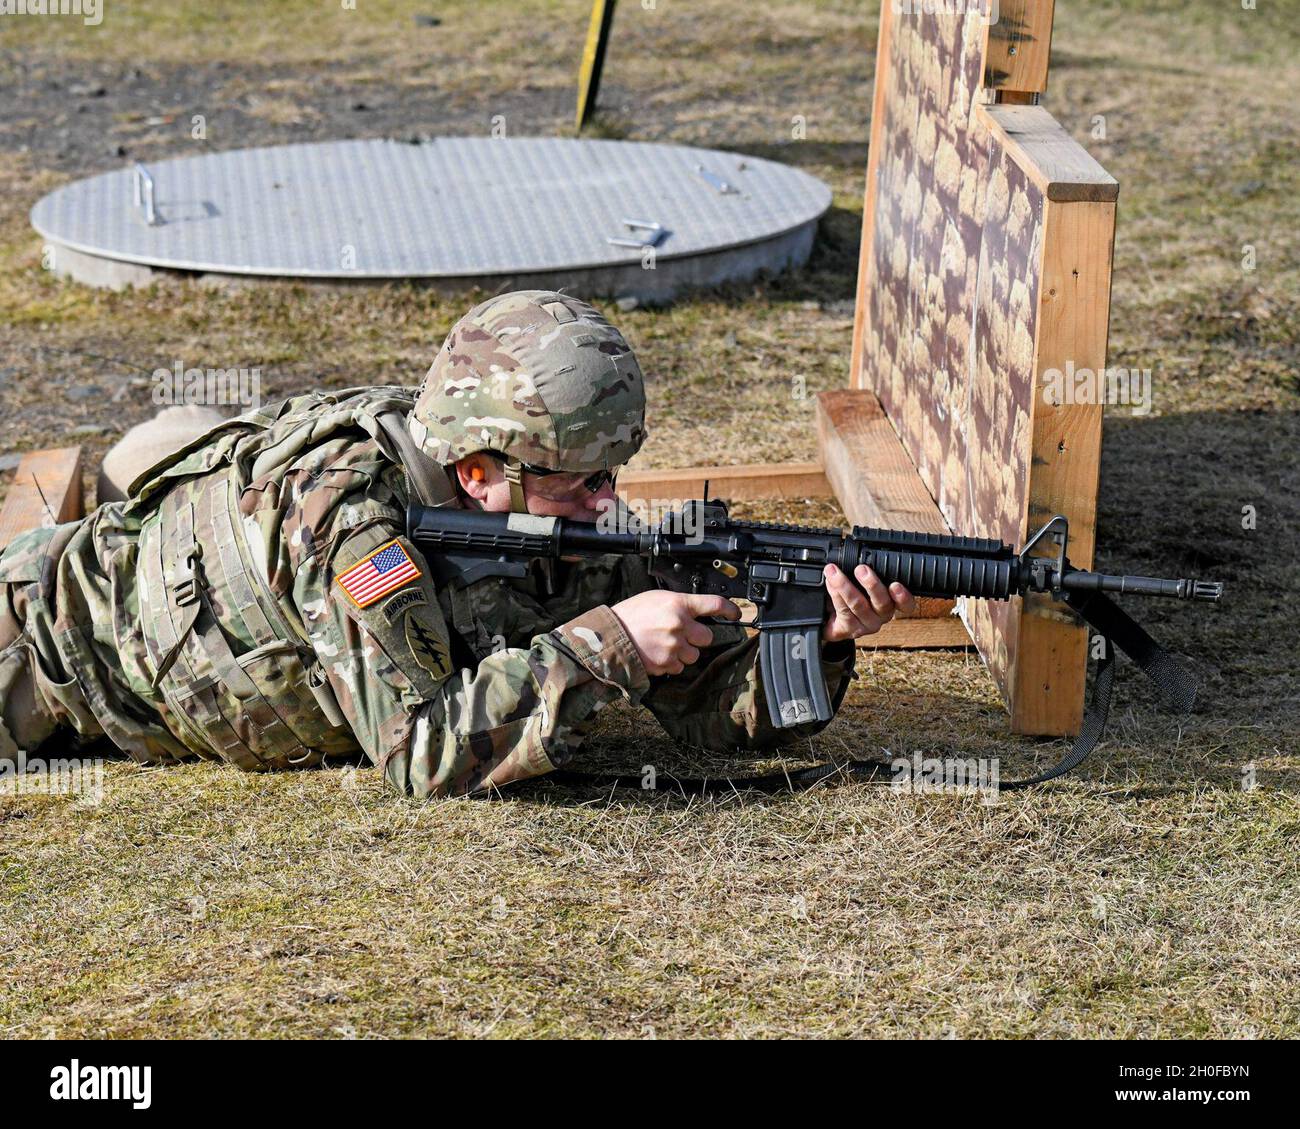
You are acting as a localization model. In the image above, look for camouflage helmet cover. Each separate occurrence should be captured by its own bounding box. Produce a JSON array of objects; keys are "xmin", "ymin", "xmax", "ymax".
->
[{"xmin": 410, "ymin": 290, "xmax": 647, "ymax": 474}]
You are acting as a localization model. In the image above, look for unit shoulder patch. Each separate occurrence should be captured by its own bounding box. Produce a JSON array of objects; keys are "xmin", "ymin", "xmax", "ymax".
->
[{"xmin": 405, "ymin": 613, "xmax": 453, "ymax": 680}]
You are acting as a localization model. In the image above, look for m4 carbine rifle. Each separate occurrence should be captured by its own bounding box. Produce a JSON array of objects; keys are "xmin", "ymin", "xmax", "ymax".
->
[{"xmin": 407, "ymin": 499, "xmax": 1222, "ymax": 788}]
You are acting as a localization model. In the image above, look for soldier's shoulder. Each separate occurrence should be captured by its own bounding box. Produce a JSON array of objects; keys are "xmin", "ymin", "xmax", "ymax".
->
[
  {"xmin": 272, "ymin": 445, "xmax": 406, "ymax": 571},
  {"xmin": 313, "ymin": 519, "xmax": 456, "ymax": 692},
  {"xmin": 236, "ymin": 384, "xmax": 415, "ymax": 427}
]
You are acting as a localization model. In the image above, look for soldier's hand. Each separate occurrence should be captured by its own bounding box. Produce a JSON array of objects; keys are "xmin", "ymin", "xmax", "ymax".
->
[
  {"xmin": 823, "ymin": 564, "xmax": 917, "ymax": 643},
  {"xmin": 610, "ymin": 591, "xmax": 741, "ymax": 677}
]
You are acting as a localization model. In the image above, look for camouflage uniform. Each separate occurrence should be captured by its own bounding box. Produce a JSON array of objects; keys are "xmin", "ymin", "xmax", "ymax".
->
[{"xmin": 0, "ymin": 293, "xmax": 856, "ymax": 797}]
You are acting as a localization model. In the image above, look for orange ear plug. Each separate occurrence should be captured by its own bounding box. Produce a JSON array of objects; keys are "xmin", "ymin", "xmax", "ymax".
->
[{"xmin": 470, "ymin": 465, "xmax": 485, "ymax": 482}]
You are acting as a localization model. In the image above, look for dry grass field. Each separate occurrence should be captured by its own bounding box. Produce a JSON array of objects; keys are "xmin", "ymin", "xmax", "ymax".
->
[{"xmin": 0, "ymin": 1, "xmax": 1297, "ymax": 1037}]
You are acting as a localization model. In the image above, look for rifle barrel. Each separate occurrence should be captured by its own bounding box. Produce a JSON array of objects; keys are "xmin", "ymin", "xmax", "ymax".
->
[{"xmin": 1059, "ymin": 571, "xmax": 1223, "ymax": 602}]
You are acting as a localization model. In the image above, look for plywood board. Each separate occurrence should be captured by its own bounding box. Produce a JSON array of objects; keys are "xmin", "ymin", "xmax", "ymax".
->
[{"xmin": 850, "ymin": 4, "xmax": 1115, "ymax": 734}]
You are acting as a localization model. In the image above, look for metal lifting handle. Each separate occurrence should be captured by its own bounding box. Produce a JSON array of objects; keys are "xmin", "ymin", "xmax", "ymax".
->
[
  {"xmin": 694, "ymin": 163, "xmax": 739, "ymax": 195},
  {"xmin": 606, "ymin": 217, "xmax": 665, "ymax": 249},
  {"xmin": 133, "ymin": 162, "xmax": 159, "ymax": 226}
]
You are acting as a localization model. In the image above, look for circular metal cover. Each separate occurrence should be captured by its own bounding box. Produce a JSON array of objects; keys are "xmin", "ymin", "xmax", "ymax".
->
[{"xmin": 30, "ymin": 137, "xmax": 831, "ymax": 279}]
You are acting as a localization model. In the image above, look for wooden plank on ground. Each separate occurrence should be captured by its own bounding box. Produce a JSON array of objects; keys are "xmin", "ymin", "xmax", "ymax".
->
[
  {"xmin": 618, "ymin": 462, "xmax": 831, "ymax": 505},
  {"xmin": 816, "ymin": 388, "xmax": 954, "ymax": 533},
  {"xmin": 0, "ymin": 447, "xmax": 84, "ymax": 552},
  {"xmin": 861, "ymin": 615, "xmax": 970, "ymax": 649},
  {"xmin": 739, "ymin": 608, "xmax": 970, "ymax": 649}
]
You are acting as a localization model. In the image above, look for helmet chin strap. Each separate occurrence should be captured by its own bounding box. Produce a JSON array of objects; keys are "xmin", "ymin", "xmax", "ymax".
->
[{"xmin": 502, "ymin": 457, "xmax": 528, "ymax": 514}]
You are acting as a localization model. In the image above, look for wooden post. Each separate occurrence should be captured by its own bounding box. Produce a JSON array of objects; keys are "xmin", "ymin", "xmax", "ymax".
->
[
  {"xmin": 983, "ymin": 0, "xmax": 1056, "ymax": 98},
  {"xmin": 1012, "ymin": 193, "xmax": 1114, "ymax": 733}
]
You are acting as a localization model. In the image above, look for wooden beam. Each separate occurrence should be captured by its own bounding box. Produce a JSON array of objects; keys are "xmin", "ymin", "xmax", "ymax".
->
[
  {"xmin": 816, "ymin": 388, "xmax": 957, "ymax": 623},
  {"xmin": 816, "ymin": 389, "xmax": 951, "ymax": 534},
  {"xmin": 980, "ymin": 103, "xmax": 1119, "ymax": 203},
  {"xmin": 994, "ymin": 90, "xmax": 1038, "ymax": 106},
  {"xmin": 618, "ymin": 462, "xmax": 831, "ymax": 505},
  {"xmin": 0, "ymin": 447, "xmax": 84, "ymax": 552},
  {"xmin": 982, "ymin": 0, "xmax": 1056, "ymax": 95}
]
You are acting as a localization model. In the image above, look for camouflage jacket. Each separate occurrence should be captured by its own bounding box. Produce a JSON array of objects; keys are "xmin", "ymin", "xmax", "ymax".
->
[{"xmin": 0, "ymin": 388, "xmax": 857, "ymax": 797}]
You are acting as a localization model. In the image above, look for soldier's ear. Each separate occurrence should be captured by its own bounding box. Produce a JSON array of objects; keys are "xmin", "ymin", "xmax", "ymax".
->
[{"xmin": 456, "ymin": 456, "xmax": 492, "ymax": 501}]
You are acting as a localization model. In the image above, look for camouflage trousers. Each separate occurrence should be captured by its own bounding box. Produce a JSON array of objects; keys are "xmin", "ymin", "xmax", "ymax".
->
[
  {"xmin": 0, "ymin": 522, "xmax": 94, "ymax": 761},
  {"xmin": 4, "ymin": 403, "xmax": 209, "ymax": 759}
]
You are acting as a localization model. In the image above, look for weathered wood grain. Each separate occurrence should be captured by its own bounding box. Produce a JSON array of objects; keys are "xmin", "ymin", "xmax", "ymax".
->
[
  {"xmin": 0, "ymin": 447, "xmax": 84, "ymax": 552},
  {"xmin": 982, "ymin": 0, "xmax": 1056, "ymax": 95},
  {"xmin": 618, "ymin": 463, "xmax": 831, "ymax": 504},
  {"xmin": 981, "ymin": 103, "xmax": 1118, "ymax": 202}
]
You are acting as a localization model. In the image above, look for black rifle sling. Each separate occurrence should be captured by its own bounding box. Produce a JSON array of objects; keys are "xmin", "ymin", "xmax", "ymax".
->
[
  {"xmin": 1064, "ymin": 589, "xmax": 1199, "ymax": 714},
  {"xmin": 994, "ymin": 589, "xmax": 1196, "ymax": 790},
  {"xmin": 994, "ymin": 629, "xmax": 1116, "ymax": 790},
  {"xmin": 547, "ymin": 591, "xmax": 1197, "ymax": 795}
]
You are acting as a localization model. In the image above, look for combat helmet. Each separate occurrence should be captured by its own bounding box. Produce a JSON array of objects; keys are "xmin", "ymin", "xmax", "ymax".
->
[{"xmin": 410, "ymin": 290, "xmax": 647, "ymax": 512}]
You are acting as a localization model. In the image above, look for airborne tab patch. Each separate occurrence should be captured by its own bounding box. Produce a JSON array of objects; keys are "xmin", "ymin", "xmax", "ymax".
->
[
  {"xmin": 336, "ymin": 538, "xmax": 422, "ymax": 608},
  {"xmin": 382, "ymin": 588, "xmax": 427, "ymax": 623}
]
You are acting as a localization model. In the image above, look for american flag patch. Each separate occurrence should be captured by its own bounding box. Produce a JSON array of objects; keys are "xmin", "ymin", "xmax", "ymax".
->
[{"xmin": 335, "ymin": 539, "xmax": 422, "ymax": 608}]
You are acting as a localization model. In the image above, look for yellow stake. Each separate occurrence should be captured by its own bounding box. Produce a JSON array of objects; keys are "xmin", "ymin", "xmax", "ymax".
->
[{"xmin": 575, "ymin": 0, "xmax": 618, "ymax": 132}]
